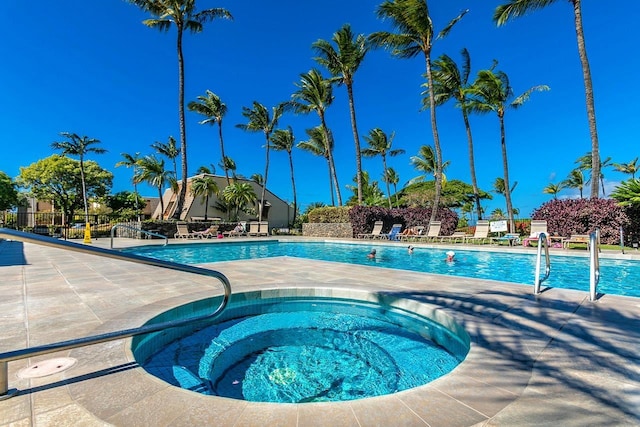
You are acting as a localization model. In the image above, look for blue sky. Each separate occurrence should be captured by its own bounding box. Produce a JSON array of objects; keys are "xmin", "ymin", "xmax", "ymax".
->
[{"xmin": 2, "ymin": 1, "xmax": 638, "ymax": 218}]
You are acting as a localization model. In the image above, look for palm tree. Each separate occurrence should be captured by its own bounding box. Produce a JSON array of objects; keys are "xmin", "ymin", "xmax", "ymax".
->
[
  {"xmin": 493, "ymin": 177, "xmax": 518, "ymax": 220},
  {"xmin": 51, "ymin": 132, "xmax": 107, "ymax": 225},
  {"xmin": 297, "ymin": 126, "xmax": 335, "ymax": 206},
  {"xmin": 346, "ymin": 171, "xmax": 386, "ymax": 206},
  {"xmin": 313, "ymin": 24, "xmax": 368, "ymax": 205},
  {"xmin": 291, "ymin": 68, "xmax": 342, "ymax": 206},
  {"xmin": 424, "ymin": 48, "xmax": 483, "ymax": 220},
  {"xmin": 361, "ymin": 128, "xmax": 405, "ymax": 208},
  {"xmin": 383, "ymin": 167, "xmax": 400, "ymax": 206},
  {"xmin": 494, "ymin": 0, "xmax": 601, "ymax": 198},
  {"xmin": 236, "ymin": 101, "xmax": 285, "ymax": 221},
  {"xmin": 188, "ymin": 90, "xmax": 230, "ymax": 185},
  {"xmin": 611, "ymin": 179, "xmax": 640, "ymax": 206},
  {"xmin": 196, "ymin": 164, "xmax": 215, "ymax": 174},
  {"xmin": 219, "ymin": 156, "xmax": 237, "ymax": 180},
  {"xmin": 222, "ymin": 182, "xmax": 257, "ymax": 221},
  {"xmin": 408, "ymin": 145, "xmax": 450, "ymax": 187},
  {"xmin": 115, "ymin": 152, "xmax": 142, "ymax": 221},
  {"xmin": 562, "ymin": 168, "xmax": 586, "ymax": 198},
  {"xmin": 369, "ymin": 0, "xmax": 467, "ymax": 223},
  {"xmin": 270, "ymin": 126, "xmax": 298, "ymax": 225},
  {"xmin": 543, "ymin": 182, "xmax": 565, "ymax": 200},
  {"xmin": 613, "ymin": 157, "xmax": 639, "ymax": 180},
  {"xmin": 152, "ymin": 136, "xmax": 180, "ymax": 180},
  {"xmin": 134, "ymin": 155, "xmax": 175, "ymax": 219},
  {"xmin": 190, "ymin": 174, "xmax": 218, "ymax": 220},
  {"xmin": 467, "ymin": 68, "xmax": 548, "ymax": 232},
  {"xmin": 127, "ymin": 0, "xmax": 232, "ymax": 218},
  {"xmin": 575, "ymin": 151, "xmax": 612, "ymax": 197},
  {"xmin": 250, "ymin": 173, "xmax": 264, "ymax": 186}
]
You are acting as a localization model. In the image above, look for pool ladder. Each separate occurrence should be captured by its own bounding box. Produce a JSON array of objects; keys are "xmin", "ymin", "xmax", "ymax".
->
[{"xmin": 0, "ymin": 228, "xmax": 232, "ymax": 400}]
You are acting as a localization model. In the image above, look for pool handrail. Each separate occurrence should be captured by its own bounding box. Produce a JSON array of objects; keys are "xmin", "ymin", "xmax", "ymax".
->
[
  {"xmin": 589, "ymin": 228, "xmax": 601, "ymax": 302},
  {"xmin": 110, "ymin": 224, "xmax": 168, "ymax": 248},
  {"xmin": 533, "ymin": 232, "xmax": 551, "ymax": 295},
  {"xmin": 0, "ymin": 228, "xmax": 231, "ymax": 400}
]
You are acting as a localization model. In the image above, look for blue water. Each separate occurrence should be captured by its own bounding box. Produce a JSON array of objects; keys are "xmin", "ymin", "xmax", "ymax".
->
[
  {"xmin": 140, "ymin": 299, "xmax": 466, "ymax": 402},
  {"xmin": 123, "ymin": 241, "xmax": 640, "ymax": 297}
]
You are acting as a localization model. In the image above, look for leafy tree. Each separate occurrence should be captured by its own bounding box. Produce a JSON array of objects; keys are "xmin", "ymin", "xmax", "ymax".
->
[
  {"xmin": 346, "ymin": 171, "xmax": 386, "ymax": 206},
  {"xmin": 313, "ymin": 24, "xmax": 368, "ymax": 205},
  {"xmin": 0, "ymin": 171, "xmax": 19, "ymax": 211},
  {"xmin": 18, "ymin": 155, "xmax": 112, "ymax": 221},
  {"xmin": 190, "ymin": 174, "xmax": 218, "ymax": 220},
  {"xmin": 369, "ymin": 0, "xmax": 467, "ymax": 224},
  {"xmin": 51, "ymin": 132, "xmax": 107, "ymax": 224},
  {"xmin": 127, "ymin": 0, "xmax": 232, "ymax": 218},
  {"xmin": 613, "ymin": 157, "xmax": 639, "ymax": 180},
  {"xmin": 221, "ymin": 182, "xmax": 257, "ymax": 221},
  {"xmin": 611, "ymin": 179, "xmax": 640, "ymax": 207},
  {"xmin": 188, "ymin": 90, "xmax": 230, "ymax": 185},
  {"xmin": 562, "ymin": 168, "xmax": 586, "ymax": 199},
  {"xmin": 270, "ymin": 126, "xmax": 298, "ymax": 225},
  {"xmin": 115, "ymin": 152, "xmax": 142, "ymax": 221},
  {"xmin": 495, "ymin": 0, "xmax": 601, "ymax": 198},
  {"xmin": 467, "ymin": 67, "xmax": 548, "ymax": 232},
  {"xmin": 361, "ymin": 128, "xmax": 405, "ymax": 208},
  {"xmin": 408, "ymin": 145, "xmax": 450, "ymax": 187},
  {"xmin": 236, "ymin": 101, "xmax": 285, "ymax": 221},
  {"xmin": 297, "ymin": 126, "xmax": 335, "ymax": 206},
  {"xmin": 291, "ymin": 68, "xmax": 342, "ymax": 205},
  {"xmin": 398, "ymin": 179, "xmax": 491, "ymax": 210},
  {"xmin": 383, "ymin": 167, "xmax": 400, "ymax": 207},
  {"xmin": 106, "ymin": 191, "xmax": 146, "ymax": 220},
  {"xmin": 134, "ymin": 155, "xmax": 174, "ymax": 219},
  {"xmin": 543, "ymin": 182, "xmax": 565, "ymax": 200}
]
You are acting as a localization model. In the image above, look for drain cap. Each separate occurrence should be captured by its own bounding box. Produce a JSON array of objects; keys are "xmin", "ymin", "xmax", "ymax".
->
[{"xmin": 18, "ymin": 357, "xmax": 77, "ymax": 379}]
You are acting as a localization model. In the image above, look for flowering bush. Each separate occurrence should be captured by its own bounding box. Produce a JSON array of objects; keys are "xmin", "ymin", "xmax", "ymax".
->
[{"xmin": 349, "ymin": 206, "xmax": 458, "ymax": 236}]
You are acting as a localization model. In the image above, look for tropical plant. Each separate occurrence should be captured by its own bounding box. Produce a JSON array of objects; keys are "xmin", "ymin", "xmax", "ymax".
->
[
  {"xmin": 611, "ymin": 179, "xmax": 640, "ymax": 207},
  {"xmin": 196, "ymin": 164, "xmax": 215, "ymax": 174},
  {"xmin": 0, "ymin": 171, "xmax": 19, "ymax": 211},
  {"xmin": 493, "ymin": 177, "xmax": 518, "ymax": 220},
  {"xmin": 369, "ymin": 0, "xmax": 467, "ymax": 224},
  {"xmin": 127, "ymin": 0, "xmax": 232, "ymax": 218},
  {"xmin": 270, "ymin": 126, "xmax": 298, "ymax": 225},
  {"xmin": 151, "ymin": 136, "xmax": 180, "ymax": 179},
  {"xmin": 250, "ymin": 173, "xmax": 264, "ymax": 186},
  {"xmin": 313, "ymin": 24, "xmax": 368, "ymax": 205},
  {"xmin": 495, "ymin": 0, "xmax": 601, "ymax": 198},
  {"xmin": 383, "ymin": 167, "xmax": 400, "ymax": 206},
  {"xmin": 575, "ymin": 151, "xmax": 612, "ymax": 197},
  {"xmin": 51, "ymin": 132, "xmax": 107, "ymax": 225},
  {"xmin": 543, "ymin": 182, "xmax": 565, "ymax": 200},
  {"xmin": 236, "ymin": 101, "xmax": 285, "ymax": 221},
  {"xmin": 190, "ymin": 174, "xmax": 219, "ymax": 220},
  {"xmin": 408, "ymin": 145, "xmax": 450, "ymax": 187},
  {"xmin": 490, "ymin": 208, "xmax": 506, "ymax": 220},
  {"xmin": 221, "ymin": 182, "xmax": 257, "ymax": 221},
  {"xmin": 188, "ymin": 90, "xmax": 230, "ymax": 185},
  {"xmin": 361, "ymin": 128, "xmax": 405, "ymax": 208},
  {"xmin": 562, "ymin": 168, "xmax": 586, "ymax": 198},
  {"xmin": 291, "ymin": 68, "xmax": 342, "ymax": 206},
  {"xmin": 424, "ymin": 48, "xmax": 483, "ymax": 220},
  {"xmin": 346, "ymin": 171, "xmax": 386, "ymax": 206},
  {"xmin": 613, "ymin": 157, "xmax": 639, "ymax": 180},
  {"xmin": 134, "ymin": 155, "xmax": 174, "ymax": 219},
  {"xmin": 467, "ymin": 67, "xmax": 548, "ymax": 232},
  {"xmin": 115, "ymin": 152, "xmax": 143, "ymax": 221},
  {"xmin": 219, "ymin": 156, "xmax": 237, "ymax": 180},
  {"xmin": 297, "ymin": 126, "xmax": 335, "ymax": 205}
]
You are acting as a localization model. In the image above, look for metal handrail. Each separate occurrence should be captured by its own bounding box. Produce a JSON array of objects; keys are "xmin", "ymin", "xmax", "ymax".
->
[
  {"xmin": 0, "ymin": 228, "xmax": 231, "ymax": 400},
  {"xmin": 533, "ymin": 232, "xmax": 551, "ymax": 295},
  {"xmin": 589, "ymin": 228, "xmax": 601, "ymax": 302},
  {"xmin": 110, "ymin": 224, "xmax": 168, "ymax": 249}
]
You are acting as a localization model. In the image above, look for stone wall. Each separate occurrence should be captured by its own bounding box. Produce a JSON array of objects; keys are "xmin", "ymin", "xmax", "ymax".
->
[{"xmin": 302, "ymin": 223, "xmax": 353, "ymax": 238}]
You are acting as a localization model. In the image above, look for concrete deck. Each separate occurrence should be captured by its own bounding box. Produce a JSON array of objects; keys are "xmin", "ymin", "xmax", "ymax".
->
[{"xmin": 1, "ymin": 236, "xmax": 639, "ymax": 426}]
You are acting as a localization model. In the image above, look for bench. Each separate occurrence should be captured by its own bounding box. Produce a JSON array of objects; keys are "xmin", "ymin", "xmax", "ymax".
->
[{"xmin": 563, "ymin": 234, "xmax": 590, "ymax": 250}]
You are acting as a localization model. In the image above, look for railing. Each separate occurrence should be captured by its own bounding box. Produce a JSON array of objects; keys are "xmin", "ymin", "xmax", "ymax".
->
[
  {"xmin": 0, "ymin": 228, "xmax": 231, "ymax": 400},
  {"xmin": 110, "ymin": 224, "xmax": 168, "ymax": 249},
  {"xmin": 533, "ymin": 232, "xmax": 551, "ymax": 295},
  {"xmin": 589, "ymin": 228, "xmax": 601, "ymax": 302}
]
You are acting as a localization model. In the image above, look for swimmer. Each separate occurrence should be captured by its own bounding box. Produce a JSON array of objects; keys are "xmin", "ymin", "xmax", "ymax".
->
[
  {"xmin": 446, "ymin": 251, "xmax": 455, "ymax": 262},
  {"xmin": 367, "ymin": 249, "xmax": 377, "ymax": 259},
  {"xmin": 408, "ymin": 245, "xmax": 414, "ymax": 254}
]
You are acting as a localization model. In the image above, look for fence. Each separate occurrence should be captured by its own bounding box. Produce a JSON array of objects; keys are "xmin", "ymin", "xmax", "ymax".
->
[{"xmin": 0, "ymin": 212, "xmax": 129, "ymax": 240}]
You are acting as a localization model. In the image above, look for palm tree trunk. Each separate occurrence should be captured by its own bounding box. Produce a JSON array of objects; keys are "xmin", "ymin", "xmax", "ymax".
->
[
  {"xmin": 499, "ymin": 114, "xmax": 515, "ymax": 233},
  {"xmin": 173, "ymin": 26, "xmax": 188, "ymax": 220},
  {"xmin": 288, "ymin": 152, "xmax": 297, "ymax": 225},
  {"xmin": 218, "ymin": 122, "xmax": 230, "ymax": 185},
  {"xmin": 319, "ymin": 115, "xmax": 342, "ymax": 206},
  {"xmin": 158, "ymin": 186, "xmax": 165, "ymax": 220},
  {"xmin": 462, "ymin": 110, "xmax": 482, "ymax": 220},
  {"xmin": 326, "ymin": 156, "xmax": 335, "ymax": 206},
  {"xmin": 259, "ymin": 135, "xmax": 270, "ymax": 221},
  {"xmin": 79, "ymin": 158, "xmax": 89, "ymax": 224},
  {"xmin": 424, "ymin": 54, "xmax": 442, "ymax": 223},
  {"xmin": 347, "ymin": 83, "xmax": 363, "ymax": 205},
  {"xmin": 382, "ymin": 155, "xmax": 392, "ymax": 208},
  {"xmin": 573, "ymin": 0, "xmax": 600, "ymax": 199}
]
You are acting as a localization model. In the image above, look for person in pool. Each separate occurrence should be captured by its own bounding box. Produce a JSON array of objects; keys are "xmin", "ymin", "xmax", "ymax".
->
[
  {"xmin": 367, "ymin": 249, "xmax": 376, "ymax": 259},
  {"xmin": 408, "ymin": 246, "xmax": 414, "ymax": 254},
  {"xmin": 445, "ymin": 251, "xmax": 455, "ymax": 262}
]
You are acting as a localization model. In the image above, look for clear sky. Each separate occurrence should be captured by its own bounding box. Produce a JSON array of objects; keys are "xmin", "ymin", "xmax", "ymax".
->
[{"xmin": 1, "ymin": 1, "xmax": 638, "ymax": 218}]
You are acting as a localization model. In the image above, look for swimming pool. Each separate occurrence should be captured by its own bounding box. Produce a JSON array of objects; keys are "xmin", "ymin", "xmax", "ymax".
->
[{"xmin": 123, "ymin": 241, "xmax": 640, "ymax": 298}]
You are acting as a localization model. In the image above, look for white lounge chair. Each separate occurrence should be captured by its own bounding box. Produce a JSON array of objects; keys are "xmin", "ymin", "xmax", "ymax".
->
[
  {"xmin": 357, "ymin": 221, "xmax": 384, "ymax": 239},
  {"xmin": 174, "ymin": 223, "xmax": 197, "ymax": 239},
  {"xmin": 465, "ymin": 220, "xmax": 491, "ymax": 244}
]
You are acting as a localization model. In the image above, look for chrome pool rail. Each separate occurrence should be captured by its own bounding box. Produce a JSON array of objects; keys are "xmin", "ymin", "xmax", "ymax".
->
[
  {"xmin": 0, "ymin": 228, "xmax": 231, "ymax": 400},
  {"xmin": 110, "ymin": 224, "xmax": 168, "ymax": 248},
  {"xmin": 533, "ymin": 232, "xmax": 551, "ymax": 295},
  {"xmin": 589, "ymin": 228, "xmax": 601, "ymax": 302}
]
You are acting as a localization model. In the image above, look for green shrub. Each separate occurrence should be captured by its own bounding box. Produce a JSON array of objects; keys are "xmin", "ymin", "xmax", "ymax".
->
[{"xmin": 307, "ymin": 206, "xmax": 352, "ymax": 223}]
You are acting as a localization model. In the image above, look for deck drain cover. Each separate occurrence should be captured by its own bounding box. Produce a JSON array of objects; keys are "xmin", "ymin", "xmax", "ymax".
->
[{"xmin": 18, "ymin": 357, "xmax": 77, "ymax": 379}]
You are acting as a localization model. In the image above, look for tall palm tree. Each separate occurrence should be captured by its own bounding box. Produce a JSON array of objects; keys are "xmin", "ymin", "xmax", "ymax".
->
[
  {"xmin": 575, "ymin": 151, "xmax": 612, "ymax": 197},
  {"xmin": 291, "ymin": 68, "xmax": 342, "ymax": 206},
  {"xmin": 493, "ymin": 177, "xmax": 518, "ymax": 216},
  {"xmin": 270, "ymin": 126, "xmax": 298, "ymax": 225},
  {"xmin": 152, "ymin": 136, "xmax": 180, "ymax": 180},
  {"xmin": 297, "ymin": 126, "xmax": 335, "ymax": 206},
  {"xmin": 468, "ymin": 68, "xmax": 548, "ymax": 232},
  {"xmin": 196, "ymin": 164, "xmax": 215, "ymax": 174},
  {"xmin": 250, "ymin": 173, "xmax": 264, "ymax": 186},
  {"xmin": 369, "ymin": 0, "xmax": 467, "ymax": 223},
  {"xmin": 361, "ymin": 128, "xmax": 405, "ymax": 208},
  {"xmin": 543, "ymin": 182, "xmax": 565, "ymax": 200},
  {"xmin": 424, "ymin": 48, "xmax": 483, "ymax": 220},
  {"xmin": 219, "ymin": 156, "xmax": 237, "ymax": 180},
  {"xmin": 494, "ymin": 0, "xmax": 601, "ymax": 198},
  {"xmin": 562, "ymin": 168, "xmax": 586, "ymax": 199},
  {"xmin": 127, "ymin": 0, "xmax": 232, "ymax": 218},
  {"xmin": 383, "ymin": 167, "xmax": 400, "ymax": 206},
  {"xmin": 190, "ymin": 174, "xmax": 218, "ymax": 220},
  {"xmin": 236, "ymin": 101, "xmax": 285, "ymax": 221},
  {"xmin": 188, "ymin": 90, "xmax": 230, "ymax": 185},
  {"xmin": 134, "ymin": 155, "xmax": 175, "ymax": 219},
  {"xmin": 408, "ymin": 144, "xmax": 450, "ymax": 187},
  {"xmin": 115, "ymin": 152, "xmax": 142, "ymax": 221},
  {"xmin": 51, "ymin": 132, "xmax": 107, "ymax": 225},
  {"xmin": 222, "ymin": 182, "xmax": 257, "ymax": 221},
  {"xmin": 313, "ymin": 24, "xmax": 368, "ymax": 205},
  {"xmin": 613, "ymin": 157, "xmax": 639, "ymax": 180}
]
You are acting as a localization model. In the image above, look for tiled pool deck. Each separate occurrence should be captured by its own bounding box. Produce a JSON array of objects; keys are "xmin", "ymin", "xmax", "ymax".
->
[{"xmin": 1, "ymin": 236, "xmax": 639, "ymax": 426}]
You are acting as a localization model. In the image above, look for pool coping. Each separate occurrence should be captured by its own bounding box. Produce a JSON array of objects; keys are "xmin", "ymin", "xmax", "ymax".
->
[{"xmin": 1, "ymin": 238, "xmax": 639, "ymax": 426}]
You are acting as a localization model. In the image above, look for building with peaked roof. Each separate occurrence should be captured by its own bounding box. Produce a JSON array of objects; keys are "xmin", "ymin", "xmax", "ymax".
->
[{"xmin": 151, "ymin": 174, "xmax": 294, "ymax": 228}]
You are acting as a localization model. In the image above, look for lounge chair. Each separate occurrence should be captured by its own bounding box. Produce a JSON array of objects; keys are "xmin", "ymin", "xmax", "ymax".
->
[
  {"xmin": 379, "ymin": 223, "xmax": 403, "ymax": 240},
  {"xmin": 398, "ymin": 225, "xmax": 425, "ymax": 241},
  {"xmin": 174, "ymin": 223, "xmax": 197, "ymax": 239},
  {"xmin": 563, "ymin": 234, "xmax": 590, "ymax": 250},
  {"xmin": 465, "ymin": 220, "xmax": 491, "ymax": 244},
  {"xmin": 357, "ymin": 221, "xmax": 384, "ymax": 239},
  {"xmin": 418, "ymin": 221, "xmax": 442, "ymax": 242},
  {"xmin": 192, "ymin": 225, "xmax": 219, "ymax": 239},
  {"xmin": 440, "ymin": 231, "xmax": 470, "ymax": 244},
  {"xmin": 223, "ymin": 222, "xmax": 247, "ymax": 237},
  {"xmin": 522, "ymin": 220, "xmax": 549, "ymax": 247},
  {"xmin": 247, "ymin": 221, "xmax": 269, "ymax": 237}
]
